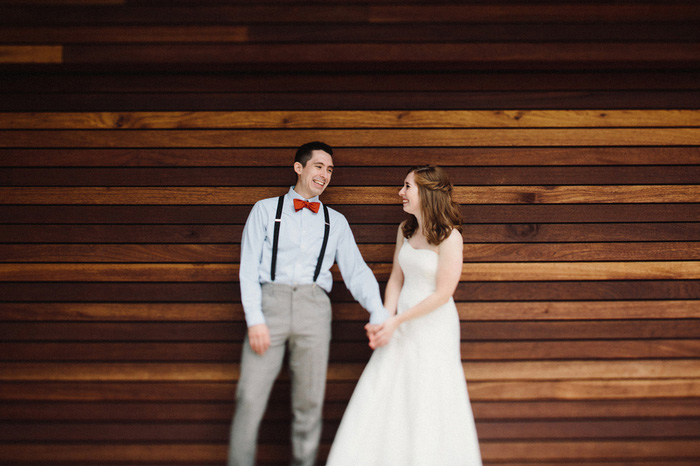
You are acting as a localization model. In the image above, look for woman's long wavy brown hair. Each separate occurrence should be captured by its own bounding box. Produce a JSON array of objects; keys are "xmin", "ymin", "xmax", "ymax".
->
[{"xmin": 401, "ymin": 165, "xmax": 462, "ymax": 245}]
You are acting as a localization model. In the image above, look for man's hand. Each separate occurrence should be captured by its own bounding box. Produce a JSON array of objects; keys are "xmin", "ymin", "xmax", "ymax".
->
[
  {"xmin": 367, "ymin": 316, "xmax": 399, "ymax": 350},
  {"xmin": 248, "ymin": 323, "xmax": 270, "ymax": 355}
]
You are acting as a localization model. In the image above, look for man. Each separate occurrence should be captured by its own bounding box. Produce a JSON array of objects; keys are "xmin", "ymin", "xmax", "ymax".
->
[{"xmin": 229, "ymin": 141, "xmax": 389, "ymax": 466}]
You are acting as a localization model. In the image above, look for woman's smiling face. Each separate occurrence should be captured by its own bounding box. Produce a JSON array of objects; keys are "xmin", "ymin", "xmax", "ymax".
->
[{"xmin": 399, "ymin": 170, "xmax": 420, "ymax": 215}]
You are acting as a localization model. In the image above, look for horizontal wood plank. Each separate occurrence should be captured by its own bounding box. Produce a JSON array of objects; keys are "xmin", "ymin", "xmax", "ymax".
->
[
  {"xmin": 3, "ymin": 128, "xmax": 700, "ymax": 147},
  {"xmin": 3, "ymin": 110, "xmax": 699, "ymax": 129},
  {"xmin": 3, "ymin": 440, "xmax": 699, "ymax": 462},
  {"xmin": 3, "ymin": 339, "xmax": 699, "ymax": 362},
  {"xmin": 0, "ymin": 45, "xmax": 62, "ymax": 63},
  {"xmin": 3, "ymin": 300, "xmax": 700, "ymax": 321},
  {"xmin": 4, "ymin": 23, "xmax": 700, "ymax": 44},
  {"xmin": 4, "ymin": 399, "xmax": 700, "ymax": 422},
  {"xmin": 2, "ymin": 360, "xmax": 699, "ymax": 382},
  {"xmin": 2, "ymin": 186, "xmax": 699, "ymax": 205},
  {"xmin": 3, "ymin": 242, "xmax": 699, "ymax": 263},
  {"xmin": 4, "ymin": 320, "xmax": 700, "ymax": 342},
  {"xmin": 2, "ymin": 3, "xmax": 698, "ymax": 25},
  {"xmin": 4, "ymin": 419, "xmax": 700, "ymax": 442},
  {"xmin": 370, "ymin": 4, "xmax": 700, "ymax": 23},
  {"xmin": 2, "ymin": 261, "xmax": 700, "ymax": 281},
  {"xmin": 2, "ymin": 147, "xmax": 699, "ymax": 167},
  {"xmin": 1, "ymin": 280, "xmax": 698, "ymax": 302},
  {"xmin": 1, "ymin": 204, "xmax": 697, "ymax": 224},
  {"xmin": 4, "ymin": 166, "xmax": 700, "ymax": 187},
  {"xmin": 3, "ymin": 91, "xmax": 699, "ymax": 111},
  {"xmin": 3, "ymin": 379, "xmax": 700, "ymax": 402},
  {"xmin": 3, "ymin": 71, "xmax": 699, "ymax": 93}
]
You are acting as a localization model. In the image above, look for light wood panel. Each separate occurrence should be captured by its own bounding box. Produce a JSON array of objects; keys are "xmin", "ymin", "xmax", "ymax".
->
[
  {"xmin": 0, "ymin": 45, "xmax": 61, "ymax": 63},
  {"xmin": 2, "ymin": 110, "xmax": 699, "ymax": 129},
  {"xmin": 2, "ymin": 261, "xmax": 700, "ymax": 281}
]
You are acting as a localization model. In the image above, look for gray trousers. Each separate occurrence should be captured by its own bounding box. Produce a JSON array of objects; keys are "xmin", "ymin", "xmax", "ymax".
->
[{"xmin": 228, "ymin": 283, "xmax": 332, "ymax": 466}]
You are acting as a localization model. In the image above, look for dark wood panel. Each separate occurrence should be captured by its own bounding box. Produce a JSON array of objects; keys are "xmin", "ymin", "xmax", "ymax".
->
[
  {"xmin": 3, "ymin": 71, "xmax": 700, "ymax": 93},
  {"xmin": 4, "ymin": 399, "xmax": 700, "ymax": 422},
  {"xmin": 3, "ymin": 380, "xmax": 699, "ymax": 404},
  {"xmin": 3, "ymin": 129, "xmax": 700, "ymax": 148},
  {"xmin": 3, "ymin": 186, "xmax": 700, "ymax": 205},
  {"xmin": 54, "ymin": 43, "xmax": 700, "ymax": 72},
  {"xmin": 5, "ymin": 22, "xmax": 700, "ymax": 43},
  {"xmin": 2, "ymin": 4, "xmax": 698, "ymax": 25},
  {"xmin": 2, "ymin": 91, "xmax": 699, "ymax": 111},
  {"xmin": 0, "ymin": 5, "xmax": 370, "ymax": 25},
  {"xmin": 3, "ymin": 320, "xmax": 700, "ymax": 342},
  {"xmin": 3, "ymin": 339, "xmax": 699, "ymax": 362},
  {"xmin": 1, "ymin": 280, "xmax": 699, "ymax": 302},
  {"xmin": 1, "ymin": 204, "xmax": 697, "ymax": 224},
  {"xmin": 0, "ymin": 225, "xmax": 245, "ymax": 243},
  {"xmin": 369, "ymin": 4, "xmax": 700, "ymax": 23},
  {"xmin": 0, "ymin": 244, "xmax": 238, "ymax": 263},
  {"xmin": 5, "ymin": 166, "xmax": 700, "ymax": 186},
  {"xmin": 3, "ymin": 418, "xmax": 699, "ymax": 442},
  {"xmin": 2, "ymin": 147, "xmax": 699, "ymax": 167},
  {"xmin": 3, "ymin": 242, "xmax": 698, "ymax": 263},
  {"xmin": 3, "ymin": 223, "xmax": 697, "ymax": 243}
]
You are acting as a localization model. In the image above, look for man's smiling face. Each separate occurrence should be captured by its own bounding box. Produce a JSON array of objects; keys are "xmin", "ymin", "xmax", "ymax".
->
[{"xmin": 293, "ymin": 150, "xmax": 334, "ymax": 199}]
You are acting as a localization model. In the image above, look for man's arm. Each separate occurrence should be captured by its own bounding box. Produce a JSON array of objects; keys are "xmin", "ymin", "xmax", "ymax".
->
[
  {"xmin": 239, "ymin": 201, "xmax": 271, "ymax": 354},
  {"xmin": 334, "ymin": 216, "xmax": 389, "ymax": 325}
]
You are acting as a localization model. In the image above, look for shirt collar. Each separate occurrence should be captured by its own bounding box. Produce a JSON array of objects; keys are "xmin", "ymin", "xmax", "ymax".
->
[{"xmin": 288, "ymin": 186, "xmax": 320, "ymax": 203}]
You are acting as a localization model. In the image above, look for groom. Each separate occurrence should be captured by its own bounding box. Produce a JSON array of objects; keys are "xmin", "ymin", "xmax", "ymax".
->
[{"xmin": 229, "ymin": 141, "xmax": 389, "ymax": 466}]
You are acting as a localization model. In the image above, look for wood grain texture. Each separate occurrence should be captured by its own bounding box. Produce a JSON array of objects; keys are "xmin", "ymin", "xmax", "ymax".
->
[
  {"xmin": 3, "ymin": 128, "xmax": 700, "ymax": 147},
  {"xmin": 2, "ymin": 185, "xmax": 699, "ymax": 205},
  {"xmin": 3, "ymin": 300, "xmax": 700, "ymax": 321},
  {"xmin": 2, "ymin": 110, "xmax": 700, "ymax": 129},
  {"xmin": 3, "ymin": 147, "xmax": 699, "ymax": 167},
  {"xmin": 0, "ymin": 45, "xmax": 62, "ymax": 63}
]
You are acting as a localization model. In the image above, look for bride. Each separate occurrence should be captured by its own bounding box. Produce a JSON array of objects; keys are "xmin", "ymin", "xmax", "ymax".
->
[{"xmin": 326, "ymin": 165, "xmax": 482, "ymax": 465}]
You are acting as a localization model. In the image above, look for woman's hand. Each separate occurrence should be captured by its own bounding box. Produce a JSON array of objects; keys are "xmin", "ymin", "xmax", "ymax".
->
[{"xmin": 368, "ymin": 316, "xmax": 400, "ymax": 349}]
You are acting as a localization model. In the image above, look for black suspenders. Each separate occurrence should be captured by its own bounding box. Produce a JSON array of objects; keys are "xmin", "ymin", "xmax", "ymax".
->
[{"xmin": 270, "ymin": 195, "xmax": 330, "ymax": 283}]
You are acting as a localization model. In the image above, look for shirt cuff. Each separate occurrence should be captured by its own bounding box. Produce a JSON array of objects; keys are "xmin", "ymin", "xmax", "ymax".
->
[
  {"xmin": 245, "ymin": 310, "xmax": 267, "ymax": 328},
  {"xmin": 368, "ymin": 305, "xmax": 390, "ymax": 325}
]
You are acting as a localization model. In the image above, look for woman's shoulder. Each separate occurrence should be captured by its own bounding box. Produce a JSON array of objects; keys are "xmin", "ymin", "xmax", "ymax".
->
[{"xmin": 439, "ymin": 228, "xmax": 464, "ymax": 249}]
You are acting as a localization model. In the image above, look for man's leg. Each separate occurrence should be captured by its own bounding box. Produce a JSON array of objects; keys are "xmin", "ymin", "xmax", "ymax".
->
[
  {"xmin": 287, "ymin": 286, "xmax": 332, "ymax": 466},
  {"xmin": 228, "ymin": 336, "xmax": 285, "ymax": 466},
  {"xmin": 228, "ymin": 284, "xmax": 291, "ymax": 466}
]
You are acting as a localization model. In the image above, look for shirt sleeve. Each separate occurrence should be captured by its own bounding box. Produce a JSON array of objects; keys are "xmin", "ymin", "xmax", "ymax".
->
[
  {"xmin": 334, "ymin": 215, "xmax": 389, "ymax": 325},
  {"xmin": 239, "ymin": 201, "xmax": 267, "ymax": 327}
]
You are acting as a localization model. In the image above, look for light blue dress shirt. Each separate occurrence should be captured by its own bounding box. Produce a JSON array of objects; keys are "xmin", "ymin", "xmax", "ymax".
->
[{"xmin": 239, "ymin": 187, "xmax": 389, "ymax": 327}]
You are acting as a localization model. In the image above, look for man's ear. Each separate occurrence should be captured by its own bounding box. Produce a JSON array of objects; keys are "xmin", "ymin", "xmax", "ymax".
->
[{"xmin": 293, "ymin": 161, "xmax": 303, "ymax": 175}]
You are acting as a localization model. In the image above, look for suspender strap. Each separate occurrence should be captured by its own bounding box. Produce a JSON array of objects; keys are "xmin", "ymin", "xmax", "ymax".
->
[
  {"xmin": 313, "ymin": 205, "xmax": 331, "ymax": 282},
  {"xmin": 270, "ymin": 195, "xmax": 284, "ymax": 282},
  {"xmin": 270, "ymin": 195, "xmax": 330, "ymax": 283}
]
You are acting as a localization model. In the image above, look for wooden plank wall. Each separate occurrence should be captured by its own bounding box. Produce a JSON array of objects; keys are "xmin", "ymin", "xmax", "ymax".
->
[{"xmin": 1, "ymin": 1, "xmax": 700, "ymax": 464}]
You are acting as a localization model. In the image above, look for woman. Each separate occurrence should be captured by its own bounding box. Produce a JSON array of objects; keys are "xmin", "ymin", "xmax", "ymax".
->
[{"xmin": 326, "ymin": 166, "xmax": 482, "ymax": 465}]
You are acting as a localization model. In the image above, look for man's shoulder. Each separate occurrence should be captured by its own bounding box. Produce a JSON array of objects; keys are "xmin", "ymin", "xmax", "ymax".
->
[
  {"xmin": 253, "ymin": 194, "xmax": 285, "ymax": 209},
  {"xmin": 323, "ymin": 203, "xmax": 344, "ymax": 217},
  {"xmin": 324, "ymin": 204, "xmax": 350, "ymax": 227}
]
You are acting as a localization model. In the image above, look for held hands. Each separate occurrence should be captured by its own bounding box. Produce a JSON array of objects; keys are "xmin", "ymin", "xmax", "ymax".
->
[
  {"xmin": 248, "ymin": 323, "xmax": 271, "ymax": 355},
  {"xmin": 365, "ymin": 316, "xmax": 400, "ymax": 350}
]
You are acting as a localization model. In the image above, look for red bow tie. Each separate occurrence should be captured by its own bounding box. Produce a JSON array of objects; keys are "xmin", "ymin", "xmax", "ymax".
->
[{"xmin": 294, "ymin": 198, "xmax": 320, "ymax": 213}]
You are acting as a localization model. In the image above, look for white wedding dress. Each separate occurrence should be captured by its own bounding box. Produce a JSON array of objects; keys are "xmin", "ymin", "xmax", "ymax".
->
[{"xmin": 326, "ymin": 239, "xmax": 482, "ymax": 466}]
